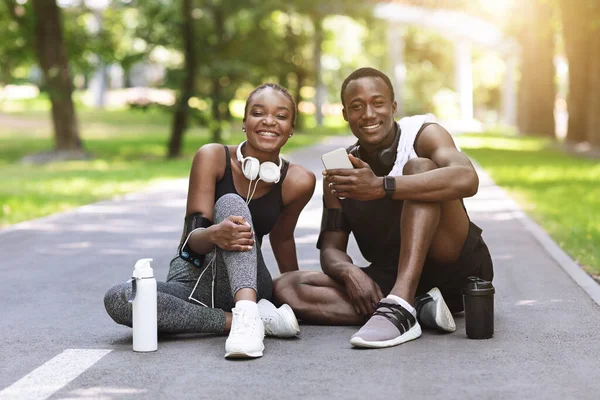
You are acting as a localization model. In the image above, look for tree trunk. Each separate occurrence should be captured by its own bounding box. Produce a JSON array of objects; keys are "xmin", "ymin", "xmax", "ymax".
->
[
  {"xmin": 586, "ymin": 8, "xmax": 600, "ymax": 147},
  {"xmin": 211, "ymin": 78, "xmax": 223, "ymax": 144},
  {"xmin": 294, "ymin": 70, "xmax": 305, "ymax": 131},
  {"xmin": 210, "ymin": 5, "xmax": 225, "ymax": 144},
  {"xmin": 284, "ymin": 14, "xmax": 303, "ymax": 131},
  {"xmin": 517, "ymin": 0, "xmax": 556, "ymax": 138},
  {"xmin": 278, "ymin": 71, "xmax": 289, "ymax": 89},
  {"xmin": 312, "ymin": 13, "xmax": 324, "ymax": 126},
  {"xmin": 31, "ymin": 0, "xmax": 82, "ymax": 151},
  {"xmin": 560, "ymin": 0, "xmax": 590, "ymax": 143},
  {"xmin": 167, "ymin": 0, "xmax": 197, "ymax": 159}
]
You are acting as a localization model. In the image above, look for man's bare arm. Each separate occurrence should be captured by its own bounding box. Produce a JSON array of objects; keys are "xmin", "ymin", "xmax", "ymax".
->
[
  {"xmin": 324, "ymin": 124, "xmax": 478, "ymax": 202},
  {"xmin": 389, "ymin": 123, "xmax": 478, "ymax": 201},
  {"xmin": 319, "ymin": 178, "xmax": 383, "ymax": 315}
]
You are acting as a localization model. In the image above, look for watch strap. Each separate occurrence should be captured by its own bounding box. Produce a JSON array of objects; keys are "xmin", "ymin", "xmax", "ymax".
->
[{"xmin": 383, "ymin": 175, "xmax": 395, "ymax": 198}]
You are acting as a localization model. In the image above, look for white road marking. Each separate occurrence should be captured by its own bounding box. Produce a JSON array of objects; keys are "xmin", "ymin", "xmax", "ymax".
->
[{"xmin": 0, "ymin": 349, "xmax": 112, "ymax": 400}]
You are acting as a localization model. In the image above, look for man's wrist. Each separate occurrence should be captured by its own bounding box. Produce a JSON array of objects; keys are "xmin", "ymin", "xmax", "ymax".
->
[
  {"xmin": 340, "ymin": 264, "xmax": 361, "ymax": 281},
  {"xmin": 383, "ymin": 175, "xmax": 396, "ymax": 198},
  {"xmin": 376, "ymin": 177, "xmax": 386, "ymax": 199}
]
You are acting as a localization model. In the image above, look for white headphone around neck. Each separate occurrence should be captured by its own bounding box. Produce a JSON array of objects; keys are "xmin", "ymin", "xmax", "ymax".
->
[{"xmin": 236, "ymin": 141, "xmax": 282, "ymax": 184}]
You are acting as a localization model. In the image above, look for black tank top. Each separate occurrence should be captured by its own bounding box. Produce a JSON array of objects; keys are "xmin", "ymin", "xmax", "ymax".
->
[
  {"xmin": 339, "ymin": 122, "xmax": 469, "ymax": 265},
  {"xmin": 215, "ymin": 145, "xmax": 289, "ymax": 245}
]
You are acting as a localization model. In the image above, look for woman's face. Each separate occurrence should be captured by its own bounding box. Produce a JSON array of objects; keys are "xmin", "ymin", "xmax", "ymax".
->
[{"xmin": 243, "ymin": 88, "xmax": 294, "ymax": 154}]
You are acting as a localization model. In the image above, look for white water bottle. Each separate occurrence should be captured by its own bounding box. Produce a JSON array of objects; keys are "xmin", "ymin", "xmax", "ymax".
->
[{"xmin": 131, "ymin": 258, "xmax": 157, "ymax": 352}]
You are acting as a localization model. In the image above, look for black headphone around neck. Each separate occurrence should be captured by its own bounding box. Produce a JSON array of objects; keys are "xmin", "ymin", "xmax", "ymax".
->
[{"xmin": 349, "ymin": 124, "xmax": 400, "ymax": 168}]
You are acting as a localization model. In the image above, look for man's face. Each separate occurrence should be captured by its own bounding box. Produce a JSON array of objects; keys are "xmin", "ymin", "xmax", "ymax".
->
[{"xmin": 342, "ymin": 76, "xmax": 397, "ymax": 151}]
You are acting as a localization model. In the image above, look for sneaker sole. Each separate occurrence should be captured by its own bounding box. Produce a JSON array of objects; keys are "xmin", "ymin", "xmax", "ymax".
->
[
  {"xmin": 349, "ymin": 323, "xmax": 422, "ymax": 349},
  {"xmin": 225, "ymin": 350, "xmax": 264, "ymax": 359},
  {"xmin": 429, "ymin": 287, "xmax": 456, "ymax": 332}
]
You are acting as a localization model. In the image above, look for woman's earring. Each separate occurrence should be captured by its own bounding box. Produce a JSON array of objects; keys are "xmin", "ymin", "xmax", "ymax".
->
[{"xmin": 242, "ymin": 127, "xmax": 246, "ymax": 132}]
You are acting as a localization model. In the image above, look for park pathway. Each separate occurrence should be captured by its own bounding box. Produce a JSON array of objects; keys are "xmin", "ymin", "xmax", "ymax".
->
[{"xmin": 1, "ymin": 136, "xmax": 600, "ymax": 400}]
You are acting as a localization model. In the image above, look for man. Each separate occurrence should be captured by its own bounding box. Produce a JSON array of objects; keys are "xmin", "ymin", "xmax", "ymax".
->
[{"xmin": 273, "ymin": 67, "xmax": 493, "ymax": 348}]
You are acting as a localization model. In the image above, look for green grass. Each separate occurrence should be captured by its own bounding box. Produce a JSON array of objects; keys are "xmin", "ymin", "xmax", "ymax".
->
[
  {"xmin": 456, "ymin": 133, "xmax": 600, "ymax": 275},
  {"xmin": 0, "ymin": 107, "xmax": 348, "ymax": 227}
]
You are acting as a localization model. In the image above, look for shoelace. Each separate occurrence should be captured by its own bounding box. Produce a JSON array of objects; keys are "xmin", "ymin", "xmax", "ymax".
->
[
  {"xmin": 373, "ymin": 302, "xmax": 404, "ymax": 320},
  {"xmin": 231, "ymin": 309, "xmax": 258, "ymax": 336},
  {"xmin": 372, "ymin": 302, "xmax": 415, "ymax": 333}
]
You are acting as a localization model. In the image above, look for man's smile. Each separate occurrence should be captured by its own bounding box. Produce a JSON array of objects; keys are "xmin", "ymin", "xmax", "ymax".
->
[{"xmin": 360, "ymin": 122, "xmax": 382, "ymax": 133}]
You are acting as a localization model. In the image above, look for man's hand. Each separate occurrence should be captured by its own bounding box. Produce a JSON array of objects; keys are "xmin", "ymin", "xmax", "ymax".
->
[
  {"xmin": 342, "ymin": 266, "xmax": 384, "ymax": 316},
  {"xmin": 323, "ymin": 154, "xmax": 384, "ymax": 201},
  {"xmin": 211, "ymin": 216, "xmax": 254, "ymax": 251}
]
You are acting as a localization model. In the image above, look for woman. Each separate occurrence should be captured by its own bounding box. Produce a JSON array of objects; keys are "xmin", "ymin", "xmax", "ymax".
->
[{"xmin": 104, "ymin": 83, "xmax": 316, "ymax": 359}]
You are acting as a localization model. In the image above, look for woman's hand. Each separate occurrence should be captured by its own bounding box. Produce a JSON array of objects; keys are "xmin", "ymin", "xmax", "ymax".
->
[{"xmin": 211, "ymin": 216, "xmax": 254, "ymax": 251}]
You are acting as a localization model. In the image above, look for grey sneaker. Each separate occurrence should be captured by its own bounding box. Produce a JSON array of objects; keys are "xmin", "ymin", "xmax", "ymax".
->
[
  {"xmin": 349, "ymin": 299, "xmax": 422, "ymax": 348},
  {"xmin": 258, "ymin": 299, "xmax": 300, "ymax": 337},
  {"xmin": 415, "ymin": 287, "xmax": 456, "ymax": 332}
]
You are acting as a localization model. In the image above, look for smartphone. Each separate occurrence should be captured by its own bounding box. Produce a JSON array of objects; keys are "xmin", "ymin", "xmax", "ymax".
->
[
  {"xmin": 321, "ymin": 148, "xmax": 353, "ymax": 200},
  {"xmin": 321, "ymin": 148, "xmax": 353, "ymax": 170}
]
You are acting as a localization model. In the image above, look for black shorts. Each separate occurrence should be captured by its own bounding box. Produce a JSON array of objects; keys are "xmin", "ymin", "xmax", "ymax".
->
[{"xmin": 362, "ymin": 221, "xmax": 494, "ymax": 313}]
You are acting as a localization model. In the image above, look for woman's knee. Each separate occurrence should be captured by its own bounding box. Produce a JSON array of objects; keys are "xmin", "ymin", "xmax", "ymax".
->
[
  {"xmin": 403, "ymin": 157, "xmax": 437, "ymax": 175},
  {"xmin": 214, "ymin": 193, "xmax": 253, "ymax": 225},
  {"xmin": 103, "ymin": 283, "xmax": 132, "ymax": 326}
]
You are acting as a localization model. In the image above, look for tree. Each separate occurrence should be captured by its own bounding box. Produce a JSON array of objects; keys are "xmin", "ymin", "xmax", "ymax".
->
[
  {"xmin": 4, "ymin": 0, "xmax": 84, "ymax": 158},
  {"xmin": 310, "ymin": 11, "xmax": 325, "ymax": 126},
  {"xmin": 287, "ymin": 0, "xmax": 371, "ymax": 126},
  {"xmin": 31, "ymin": 0, "xmax": 82, "ymax": 152},
  {"xmin": 165, "ymin": 0, "xmax": 296, "ymax": 152},
  {"xmin": 276, "ymin": 11, "xmax": 313, "ymax": 130},
  {"xmin": 585, "ymin": 3, "xmax": 600, "ymax": 147},
  {"xmin": 516, "ymin": 0, "xmax": 556, "ymax": 138},
  {"xmin": 559, "ymin": 0, "xmax": 592, "ymax": 144},
  {"xmin": 0, "ymin": 5, "xmax": 34, "ymax": 84},
  {"xmin": 168, "ymin": 0, "xmax": 197, "ymax": 158},
  {"xmin": 102, "ymin": 1, "xmax": 181, "ymax": 87}
]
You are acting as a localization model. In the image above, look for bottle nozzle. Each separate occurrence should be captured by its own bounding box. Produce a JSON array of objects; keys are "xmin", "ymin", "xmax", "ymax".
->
[{"xmin": 133, "ymin": 258, "xmax": 154, "ymax": 279}]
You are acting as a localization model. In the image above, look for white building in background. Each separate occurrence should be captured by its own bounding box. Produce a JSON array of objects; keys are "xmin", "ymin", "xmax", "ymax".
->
[{"xmin": 373, "ymin": 3, "xmax": 519, "ymax": 131}]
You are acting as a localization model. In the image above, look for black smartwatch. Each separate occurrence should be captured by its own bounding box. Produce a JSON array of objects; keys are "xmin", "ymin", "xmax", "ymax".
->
[{"xmin": 383, "ymin": 175, "xmax": 396, "ymax": 198}]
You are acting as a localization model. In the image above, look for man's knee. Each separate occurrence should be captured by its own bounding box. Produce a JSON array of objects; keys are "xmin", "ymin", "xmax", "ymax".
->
[
  {"xmin": 272, "ymin": 271, "xmax": 303, "ymax": 306},
  {"xmin": 403, "ymin": 157, "xmax": 437, "ymax": 175},
  {"xmin": 272, "ymin": 271, "xmax": 322, "ymax": 309}
]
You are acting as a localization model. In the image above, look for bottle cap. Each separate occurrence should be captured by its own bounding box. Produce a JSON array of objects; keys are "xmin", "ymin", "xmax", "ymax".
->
[
  {"xmin": 132, "ymin": 258, "xmax": 154, "ymax": 279},
  {"xmin": 462, "ymin": 276, "xmax": 495, "ymax": 296}
]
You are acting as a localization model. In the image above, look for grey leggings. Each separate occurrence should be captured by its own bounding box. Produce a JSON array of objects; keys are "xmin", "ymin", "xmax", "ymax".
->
[{"xmin": 104, "ymin": 194, "xmax": 274, "ymax": 334}]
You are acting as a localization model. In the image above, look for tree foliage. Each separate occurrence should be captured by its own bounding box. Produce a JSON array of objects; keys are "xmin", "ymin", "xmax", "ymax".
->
[{"xmin": 3, "ymin": 0, "xmax": 600, "ymax": 155}]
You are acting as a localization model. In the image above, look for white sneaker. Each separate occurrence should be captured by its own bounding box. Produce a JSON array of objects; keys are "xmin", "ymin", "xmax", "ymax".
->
[
  {"xmin": 258, "ymin": 299, "xmax": 300, "ymax": 338},
  {"xmin": 225, "ymin": 301, "xmax": 265, "ymax": 359}
]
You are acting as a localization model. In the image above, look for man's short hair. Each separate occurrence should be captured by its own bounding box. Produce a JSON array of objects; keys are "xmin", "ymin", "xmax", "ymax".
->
[{"xmin": 340, "ymin": 67, "xmax": 395, "ymax": 107}]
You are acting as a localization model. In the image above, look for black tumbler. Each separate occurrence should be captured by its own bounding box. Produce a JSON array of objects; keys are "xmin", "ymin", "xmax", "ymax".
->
[{"xmin": 462, "ymin": 276, "xmax": 495, "ymax": 339}]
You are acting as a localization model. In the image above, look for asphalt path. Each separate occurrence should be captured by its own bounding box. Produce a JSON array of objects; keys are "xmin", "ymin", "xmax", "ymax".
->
[{"xmin": 1, "ymin": 136, "xmax": 600, "ymax": 400}]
